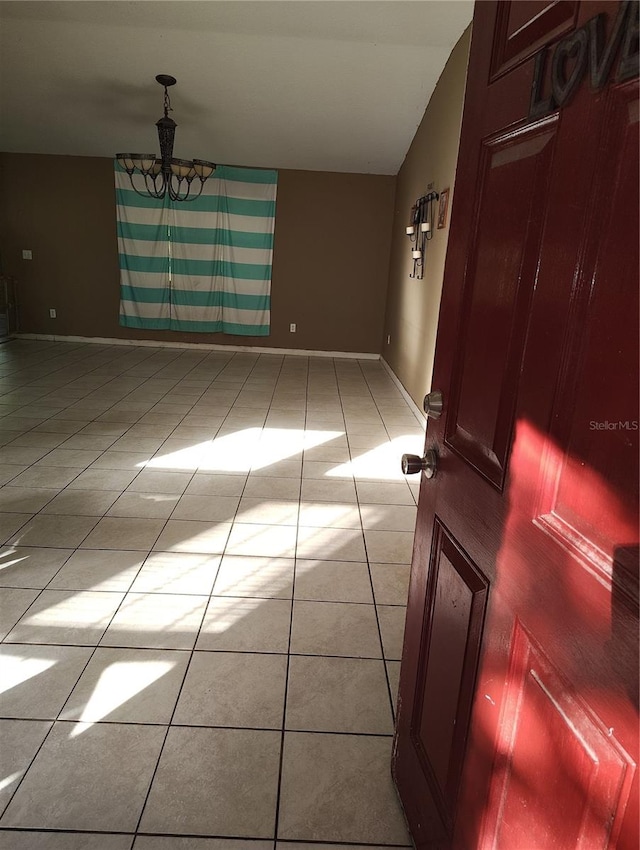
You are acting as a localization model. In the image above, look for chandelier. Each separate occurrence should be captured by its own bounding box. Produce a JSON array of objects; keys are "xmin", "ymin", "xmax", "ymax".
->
[{"xmin": 116, "ymin": 74, "xmax": 216, "ymax": 202}]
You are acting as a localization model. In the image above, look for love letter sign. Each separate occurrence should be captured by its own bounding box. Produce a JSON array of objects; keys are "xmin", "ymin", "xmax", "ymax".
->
[{"xmin": 529, "ymin": 0, "xmax": 639, "ymax": 120}]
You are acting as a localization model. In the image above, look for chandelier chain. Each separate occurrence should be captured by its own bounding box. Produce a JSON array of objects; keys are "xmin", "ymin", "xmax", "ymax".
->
[{"xmin": 163, "ymin": 87, "xmax": 172, "ymax": 118}]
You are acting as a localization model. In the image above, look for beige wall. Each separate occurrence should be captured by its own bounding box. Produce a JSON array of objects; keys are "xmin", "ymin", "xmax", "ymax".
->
[
  {"xmin": 0, "ymin": 28, "xmax": 470, "ymax": 368},
  {"xmin": 0, "ymin": 155, "xmax": 395, "ymax": 354},
  {"xmin": 382, "ymin": 26, "xmax": 471, "ymax": 408}
]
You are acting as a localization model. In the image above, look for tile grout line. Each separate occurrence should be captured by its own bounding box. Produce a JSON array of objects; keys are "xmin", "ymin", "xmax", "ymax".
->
[
  {"xmin": 271, "ymin": 352, "xmax": 310, "ymax": 849},
  {"xmin": 130, "ymin": 349, "xmax": 291, "ymax": 840},
  {"xmin": 356, "ymin": 359, "xmax": 410, "ymax": 722},
  {"xmin": 0, "ymin": 824, "xmax": 410, "ymax": 848},
  {"xmin": 124, "ymin": 350, "xmax": 267, "ymax": 836},
  {"xmin": 348, "ymin": 360, "xmax": 398, "ymax": 723}
]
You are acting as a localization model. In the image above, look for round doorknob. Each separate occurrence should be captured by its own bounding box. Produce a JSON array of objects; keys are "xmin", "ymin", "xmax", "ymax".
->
[{"xmin": 401, "ymin": 449, "xmax": 437, "ymax": 479}]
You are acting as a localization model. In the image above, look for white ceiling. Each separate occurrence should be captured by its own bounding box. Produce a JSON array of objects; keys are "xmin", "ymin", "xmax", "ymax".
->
[{"xmin": 0, "ymin": 1, "xmax": 473, "ymax": 175}]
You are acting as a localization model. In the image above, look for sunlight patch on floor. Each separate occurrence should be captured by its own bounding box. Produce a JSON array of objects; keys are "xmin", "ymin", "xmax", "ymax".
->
[
  {"xmin": 0, "ymin": 655, "xmax": 56, "ymax": 695},
  {"xmin": 213, "ymin": 556, "xmax": 291, "ymax": 597},
  {"xmin": 21, "ymin": 595, "xmax": 116, "ymax": 628},
  {"xmin": 142, "ymin": 428, "xmax": 345, "ymax": 473},
  {"xmin": 0, "ymin": 771, "xmax": 23, "ymax": 792},
  {"xmin": 202, "ymin": 596, "xmax": 266, "ymax": 633},
  {"xmin": 0, "ymin": 547, "xmax": 30, "ymax": 572},
  {"xmin": 68, "ymin": 660, "xmax": 175, "ymax": 736},
  {"xmin": 328, "ymin": 435, "xmax": 424, "ymax": 480}
]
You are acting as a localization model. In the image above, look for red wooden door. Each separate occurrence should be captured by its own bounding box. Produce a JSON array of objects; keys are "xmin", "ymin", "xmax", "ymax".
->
[{"xmin": 392, "ymin": 2, "xmax": 639, "ymax": 848}]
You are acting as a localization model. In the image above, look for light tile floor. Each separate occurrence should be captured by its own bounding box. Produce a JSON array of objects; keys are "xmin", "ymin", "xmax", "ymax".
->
[{"xmin": 0, "ymin": 339, "xmax": 425, "ymax": 849}]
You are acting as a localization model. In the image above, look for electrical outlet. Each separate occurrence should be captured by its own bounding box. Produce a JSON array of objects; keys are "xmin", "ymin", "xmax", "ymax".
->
[
  {"xmin": 289, "ymin": 323, "xmax": 297, "ymax": 333},
  {"xmin": 22, "ymin": 249, "xmax": 33, "ymax": 260},
  {"xmin": 49, "ymin": 308, "xmax": 57, "ymax": 319}
]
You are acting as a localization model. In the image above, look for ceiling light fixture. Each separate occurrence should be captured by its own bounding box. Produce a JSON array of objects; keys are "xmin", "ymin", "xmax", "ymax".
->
[{"xmin": 116, "ymin": 74, "xmax": 216, "ymax": 202}]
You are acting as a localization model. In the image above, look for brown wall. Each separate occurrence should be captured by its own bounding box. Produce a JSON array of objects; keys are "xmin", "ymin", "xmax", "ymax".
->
[
  {"xmin": 382, "ymin": 26, "xmax": 471, "ymax": 406},
  {"xmin": 0, "ymin": 155, "xmax": 395, "ymax": 353}
]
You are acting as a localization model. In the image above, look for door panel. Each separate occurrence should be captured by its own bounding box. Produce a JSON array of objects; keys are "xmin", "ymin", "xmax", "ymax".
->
[
  {"xmin": 446, "ymin": 120, "xmax": 556, "ymax": 489},
  {"xmin": 491, "ymin": 1, "xmax": 579, "ymax": 77},
  {"xmin": 412, "ymin": 521, "xmax": 489, "ymax": 827},
  {"xmin": 536, "ymin": 79, "xmax": 639, "ymax": 581},
  {"xmin": 393, "ymin": 3, "xmax": 639, "ymax": 848},
  {"xmin": 484, "ymin": 621, "xmax": 635, "ymax": 850}
]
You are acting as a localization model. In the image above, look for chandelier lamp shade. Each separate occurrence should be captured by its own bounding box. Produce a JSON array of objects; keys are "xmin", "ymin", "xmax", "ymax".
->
[{"xmin": 116, "ymin": 75, "xmax": 216, "ymax": 203}]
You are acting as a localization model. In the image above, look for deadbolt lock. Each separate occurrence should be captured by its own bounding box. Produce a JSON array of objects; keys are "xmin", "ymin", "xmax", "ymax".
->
[{"xmin": 423, "ymin": 389, "xmax": 443, "ymax": 419}]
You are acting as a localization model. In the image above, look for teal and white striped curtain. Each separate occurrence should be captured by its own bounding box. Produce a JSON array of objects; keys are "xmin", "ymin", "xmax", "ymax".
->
[{"xmin": 116, "ymin": 164, "xmax": 277, "ymax": 336}]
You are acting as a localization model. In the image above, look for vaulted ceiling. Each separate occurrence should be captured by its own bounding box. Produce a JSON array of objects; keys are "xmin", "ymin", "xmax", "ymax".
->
[{"xmin": 0, "ymin": 1, "xmax": 473, "ymax": 174}]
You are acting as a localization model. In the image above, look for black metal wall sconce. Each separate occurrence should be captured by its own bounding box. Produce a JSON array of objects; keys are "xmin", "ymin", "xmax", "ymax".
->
[{"xmin": 406, "ymin": 190, "xmax": 439, "ymax": 279}]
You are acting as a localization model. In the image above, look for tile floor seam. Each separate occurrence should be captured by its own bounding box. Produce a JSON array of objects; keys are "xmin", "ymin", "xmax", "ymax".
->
[
  {"xmin": 0, "ymin": 826, "xmax": 409, "ymax": 847},
  {"xmin": 341, "ymin": 361, "xmax": 396, "ymax": 721},
  {"xmin": 1, "ymin": 716, "xmax": 396, "ymax": 737},
  {"xmin": 128, "ymin": 513, "xmax": 223, "ymax": 837},
  {"xmin": 131, "ymin": 349, "xmax": 289, "ymax": 840},
  {"xmin": 271, "ymin": 353, "xmax": 309, "ymax": 849},
  {"xmin": 0, "ymin": 648, "xmax": 392, "ymax": 660}
]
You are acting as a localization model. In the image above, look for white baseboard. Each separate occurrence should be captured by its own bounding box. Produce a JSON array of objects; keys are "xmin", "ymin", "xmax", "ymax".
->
[
  {"xmin": 380, "ymin": 357, "xmax": 426, "ymax": 427},
  {"xmin": 15, "ymin": 334, "xmax": 380, "ymax": 361}
]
